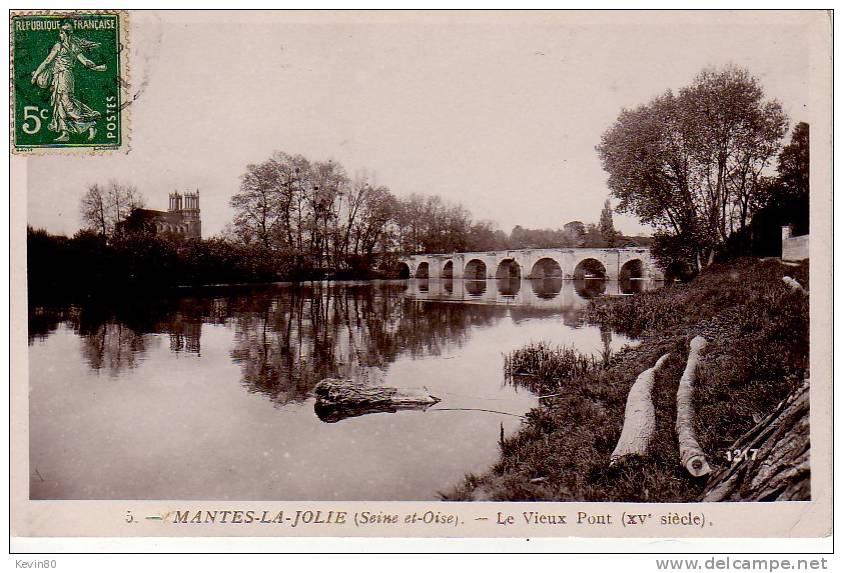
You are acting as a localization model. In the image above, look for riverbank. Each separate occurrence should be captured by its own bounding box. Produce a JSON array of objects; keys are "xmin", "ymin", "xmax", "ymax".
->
[
  {"xmin": 444, "ymin": 258, "xmax": 809, "ymax": 502},
  {"xmin": 27, "ymin": 226, "xmax": 401, "ymax": 305}
]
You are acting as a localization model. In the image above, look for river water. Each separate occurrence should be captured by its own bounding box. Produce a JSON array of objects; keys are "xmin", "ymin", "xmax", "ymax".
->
[{"xmin": 28, "ymin": 278, "xmax": 649, "ymax": 500}]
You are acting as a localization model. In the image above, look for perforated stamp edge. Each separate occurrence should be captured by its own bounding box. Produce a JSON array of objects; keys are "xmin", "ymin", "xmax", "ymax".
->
[{"xmin": 9, "ymin": 10, "xmax": 131, "ymax": 155}]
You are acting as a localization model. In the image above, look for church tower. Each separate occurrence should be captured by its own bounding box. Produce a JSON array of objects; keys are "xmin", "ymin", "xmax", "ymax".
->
[
  {"xmin": 164, "ymin": 190, "xmax": 202, "ymax": 239},
  {"xmin": 169, "ymin": 191, "xmax": 183, "ymax": 212},
  {"xmin": 123, "ymin": 190, "xmax": 202, "ymax": 239},
  {"xmin": 180, "ymin": 189, "xmax": 202, "ymax": 239}
]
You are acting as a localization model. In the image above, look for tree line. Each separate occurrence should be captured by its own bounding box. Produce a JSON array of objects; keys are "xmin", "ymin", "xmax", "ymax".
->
[
  {"xmin": 29, "ymin": 166, "xmax": 634, "ymax": 301},
  {"xmin": 27, "ymin": 225, "xmax": 280, "ymax": 303},
  {"xmin": 598, "ymin": 65, "xmax": 808, "ymax": 271},
  {"xmin": 227, "ymin": 151, "xmax": 640, "ymax": 275}
]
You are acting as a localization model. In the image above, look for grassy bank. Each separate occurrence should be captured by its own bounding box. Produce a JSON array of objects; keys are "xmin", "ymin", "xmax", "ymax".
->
[{"xmin": 444, "ymin": 258, "xmax": 808, "ymax": 502}]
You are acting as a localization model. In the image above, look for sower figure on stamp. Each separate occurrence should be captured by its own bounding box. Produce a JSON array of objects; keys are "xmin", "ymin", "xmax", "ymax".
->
[{"xmin": 30, "ymin": 22, "xmax": 106, "ymax": 142}]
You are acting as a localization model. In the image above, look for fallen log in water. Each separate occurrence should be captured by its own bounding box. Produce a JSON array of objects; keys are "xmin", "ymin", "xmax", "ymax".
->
[
  {"xmin": 609, "ymin": 353, "xmax": 671, "ymax": 465},
  {"xmin": 676, "ymin": 336, "xmax": 711, "ymax": 477},
  {"xmin": 701, "ymin": 380, "xmax": 809, "ymax": 501},
  {"xmin": 313, "ymin": 378, "xmax": 440, "ymax": 423}
]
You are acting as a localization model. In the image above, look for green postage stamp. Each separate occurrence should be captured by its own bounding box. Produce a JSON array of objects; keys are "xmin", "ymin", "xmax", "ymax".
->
[{"xmin": 10, "ymin": 11, "xmax": 128, "ymax": 153}]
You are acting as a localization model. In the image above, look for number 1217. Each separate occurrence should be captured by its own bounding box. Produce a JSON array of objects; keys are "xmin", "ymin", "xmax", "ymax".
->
[{"xmin": 725, "ymin": 448, "xmax": 759, "ymax": 462}]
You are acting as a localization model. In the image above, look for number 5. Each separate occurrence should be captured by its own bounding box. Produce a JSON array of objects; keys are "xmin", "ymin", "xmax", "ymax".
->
[{"xmin": 22, "ymin": 105, "xmax": 48, "ymax": 134}]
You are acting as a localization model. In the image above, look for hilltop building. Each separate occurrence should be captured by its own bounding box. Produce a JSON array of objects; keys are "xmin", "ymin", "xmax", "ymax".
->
[{"xmin": 121, "ymin": 191, "xmax": 202, "ymax": 239}]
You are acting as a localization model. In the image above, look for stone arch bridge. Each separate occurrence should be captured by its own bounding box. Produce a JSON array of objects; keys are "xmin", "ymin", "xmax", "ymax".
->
[{"xmin": 398, "ymin": 247, "xmax": 663, "ymax": 281}]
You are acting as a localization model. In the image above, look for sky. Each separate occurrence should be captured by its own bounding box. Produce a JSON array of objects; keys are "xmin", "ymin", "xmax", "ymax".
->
[{"xmin": 26, "ymin": 11, "xmax": 816, "ymax": 238}]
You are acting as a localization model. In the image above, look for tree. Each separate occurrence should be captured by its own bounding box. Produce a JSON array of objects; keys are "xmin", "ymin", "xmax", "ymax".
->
[
  {"xmin": 598, "ymin": 200, "xmax": 618, "ymax": 247},
  {"xmin": 342, "ymin": 177, "xmax": 398, "ymax": 264},
  {"xmin": 80, "ymin": 184, "xmax": 108, "ymax": 237},
  {"xmin": 231, "ymin": 151, "xmax": 410, "ymax": 274},
  {"xmin": 80, "ymin": 180, "xmax": 145, "ymax": 239},
  {"xmin": 737, "ymin": 122, "xmax": 810, "ymax": 256},
  {"xmin": 776, "ymin": 122, "xmax": 809, "ymax": 201},
  {"xmin": 231, "ymin": 151, "xmax": 513, "ymax": 266},
  {"xmin": 307, "ymin": 159, "xmax": 349, "ymax": 267},
  {"xmin": 562, "ymin": 221, "xmax": 586, "ymax": 247},
  {"xmin": 393, "ymin": 193, "xmax": 476, "ymax": 254},
  {"xmin": 581, "ymin": 223, "xmax": 604, "ymax": 248},
  {"xmin": 597, "ymin": 65, "xmax": 788, "ymax": 269},
  {"xmin": 563, "ymin": 221, "xmax": 585, "ymax": 239},
  {"xmin": 230, "ymin": 152, "xmax": 311, "ymax": 251},
  {"xmin": 394, "ymin": 193, "xmax": 426, "ymax": 254}
]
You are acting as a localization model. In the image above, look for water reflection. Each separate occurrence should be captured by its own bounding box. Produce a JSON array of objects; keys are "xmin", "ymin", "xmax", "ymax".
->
[
  {"xmin": 573, "ymin": 278, "xmax": 606, "ymax": 299},
  {"xmin": 226, "ymin": 284, "xmax": 495, "ymax": 406},
  {"xmin": 497, "ymin": 278, "xmax": 521, "ymax": 298},
  {"xmin": 465, "ymin": 280, "xmax": 487, "ymax": 297},
  {"xmin": 29, "ymin": 283, "xmax": 515, "ymax": 407},
  {"xmin": 29, "ymin": 279, "xmax": 656, "ymax": 386},
  {"xmin": 620, "ymin": 278, "xmax": 647, "ymax": 295},
  {"xmin": 315, "ymin": 401, "xmax": 436, "ymax": 424},
  {"xmin": 80, "ymin": 322, "xmax": 154, "ymax": 375},
  {"xmin": 403, "ymin": 278, "xmax": 658, "ymax": 329},
  {"xmin": 30, "ymin": 306, "xmax": 163, "ymax": 376},
  {"xmin": 29, "ymin": 280, "xmax": 648, "ymax": 501},
  {"xmin": 531, "ymin": 277, "xmax": 562, "ymax": 300},
  {"xmin": 404, "ymin": 277, "xmax": 654, "ymax": 307}
]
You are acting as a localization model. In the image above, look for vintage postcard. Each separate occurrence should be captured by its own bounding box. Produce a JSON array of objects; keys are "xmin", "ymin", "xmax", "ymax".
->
[{"xmin": 10, "ymin": 10, "xmax": 832, "ymax": 550}]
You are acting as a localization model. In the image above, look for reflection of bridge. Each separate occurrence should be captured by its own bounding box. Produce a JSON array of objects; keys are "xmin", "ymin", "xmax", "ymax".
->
[
  {"xmin": 398, "ymin": 247, "xmax": 663, "ymax": 281},
  {"xmin": 403, "ymin": 277, "xmax": 654, "ymax": 309}
]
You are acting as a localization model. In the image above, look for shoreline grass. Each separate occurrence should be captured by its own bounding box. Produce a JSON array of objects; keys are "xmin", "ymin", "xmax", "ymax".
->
[
  {"xmin": 443, "ymin": 258, "xmax": 809, "ymax": 502},
  {"xmin": 504, "ymin": 342, "xmax": 596, "ymax": 395}
]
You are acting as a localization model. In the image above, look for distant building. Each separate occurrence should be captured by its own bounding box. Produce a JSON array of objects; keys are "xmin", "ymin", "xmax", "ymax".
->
[
  {"xmin": 781, "ymin": 225, "xmax": 809, "ymax": 262},
  {"xmin": 121, "ymin": 191, "xmax": 202, "ymax": 239}
]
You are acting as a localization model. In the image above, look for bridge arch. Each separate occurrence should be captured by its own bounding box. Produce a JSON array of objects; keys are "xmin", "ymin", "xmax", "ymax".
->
[
  {"xmin": 442, "ymin": 260, "xmax": 454, "ymax": 278},
  {"xmin": 416, "ymin": 261, "xmax": 429, "ymax": 279},
  {"xmin": 396, "ymin": 262, "xmax": 411, "ymax": 279},
  {"xmin": 465, "ymin": 258, "xmax": 487, "ymax": 279},
  {"xmin": 529, "ymin": 257, "xmax": 563, "ymax": 279},
  {"xmin": 495, "ymin": 258, "xmax": 521, "ymax": 279},
  {"xmin": 619, "ymin": 258, "xmax": 644, "ymax": 281},
  {"xmin": 573, "ymin": 258, "xmax": 607, "ymax": 280}
]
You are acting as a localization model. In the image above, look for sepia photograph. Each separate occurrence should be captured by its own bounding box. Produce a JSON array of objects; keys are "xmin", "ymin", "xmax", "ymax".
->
[{"xmin": 10, "ymin": 9, "xmax": 832, "ymax": 546}]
